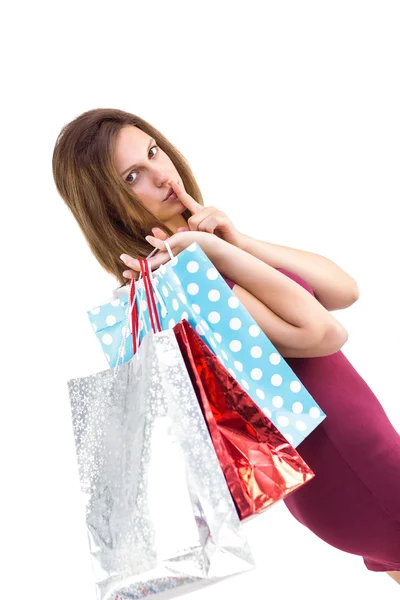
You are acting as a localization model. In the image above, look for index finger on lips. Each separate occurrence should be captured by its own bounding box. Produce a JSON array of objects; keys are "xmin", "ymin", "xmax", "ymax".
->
[{"xmin": 168, "ymin": 179, "xmax": 202, "ymax": 214}]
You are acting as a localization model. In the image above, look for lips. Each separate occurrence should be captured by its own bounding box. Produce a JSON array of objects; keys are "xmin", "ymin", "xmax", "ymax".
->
[{"xmin": 164, "ymin": 187, "xmax": 173, "ymax": 201}]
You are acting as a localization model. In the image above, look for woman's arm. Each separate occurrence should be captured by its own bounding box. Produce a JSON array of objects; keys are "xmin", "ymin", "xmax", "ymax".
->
[
  {"xmin": 205, "ymin": 235, "xmax": 348, "ymax": 358},
  {"xmin": 123, "ymin": 230, "xmax": 348, "ymax": 359},
  {"xmin": 156, "ymin": 180, "xmax": 358, "ymax": 312},
  {"xmin": 236, "ymin": 234, "xmax": 360, "ymax": 311}
]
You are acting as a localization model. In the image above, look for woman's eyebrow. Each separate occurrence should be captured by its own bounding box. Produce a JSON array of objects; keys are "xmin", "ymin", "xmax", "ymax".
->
[{"xmin": 120, "ymin": 138, "xmax": 156, "ymax": 176}]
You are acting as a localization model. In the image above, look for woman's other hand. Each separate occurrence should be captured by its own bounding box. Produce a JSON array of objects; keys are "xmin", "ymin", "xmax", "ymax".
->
[
  {"xmin": 167, "ymin": 179, "xmax": 244, "ymax": 247},
  {"xmin": 120, "ymin": 228, "xmax": 220, "ymax": 279}
]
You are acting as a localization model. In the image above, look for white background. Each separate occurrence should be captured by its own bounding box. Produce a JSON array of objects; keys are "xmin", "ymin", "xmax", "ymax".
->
[{"xmin": 2, "ymin": 1, "xmax": 400, "ymax": 598}]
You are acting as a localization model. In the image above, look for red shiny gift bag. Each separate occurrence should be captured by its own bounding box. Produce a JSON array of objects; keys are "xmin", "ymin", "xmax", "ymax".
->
[{"xmin": 174, "ymin": 320, "xmax": 315, "ymax": 520}]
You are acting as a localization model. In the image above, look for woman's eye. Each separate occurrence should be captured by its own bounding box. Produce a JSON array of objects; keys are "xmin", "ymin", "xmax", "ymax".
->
[
  {"xmin": 149, "ymin": 145, "xmax": 158, "ymax": 158},
  {"xmin": 126, "ymin": 145, "xmax": 159, "ymax": 184},
  {"xmin": 126, "ymin": 171, "xmax": 137, "ymax": 184}
]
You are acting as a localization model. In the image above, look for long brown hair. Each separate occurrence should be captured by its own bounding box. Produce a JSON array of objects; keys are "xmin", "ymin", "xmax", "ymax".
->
[{"xmin": 52, "ymin": 108, "xmax": 204, "ymax": 285}]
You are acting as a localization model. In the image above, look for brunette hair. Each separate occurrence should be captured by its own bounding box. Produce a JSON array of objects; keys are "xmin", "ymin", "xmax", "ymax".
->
[{"xmin": 52, "ymin": 108, "xmax": 204, "ymax": 285}]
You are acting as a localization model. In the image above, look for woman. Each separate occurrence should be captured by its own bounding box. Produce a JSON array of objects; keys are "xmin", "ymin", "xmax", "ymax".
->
[{"xmin": 52, "ymin": 108, "xmax": 400, "ymax": 584}]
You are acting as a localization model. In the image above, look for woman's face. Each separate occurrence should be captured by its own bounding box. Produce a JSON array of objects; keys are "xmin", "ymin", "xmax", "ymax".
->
[{"xmin": 113, "ymin": 125, "xmax": 186, "ymax": 227}]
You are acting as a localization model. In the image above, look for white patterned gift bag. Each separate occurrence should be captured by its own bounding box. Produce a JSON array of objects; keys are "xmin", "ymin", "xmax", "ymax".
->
[{"xmin": 88, "ymin": 243, "xmax": 325, "ymax": 447}]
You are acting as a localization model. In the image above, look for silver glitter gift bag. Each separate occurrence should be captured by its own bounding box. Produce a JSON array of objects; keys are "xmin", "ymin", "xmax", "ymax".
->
[{"xmin": 68, "ymin": 328, "xmax": 255, "ymax": 600}]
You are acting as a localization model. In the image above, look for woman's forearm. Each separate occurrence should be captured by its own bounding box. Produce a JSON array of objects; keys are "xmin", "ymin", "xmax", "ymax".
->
[
  {"xmin": 237, "ymin": 233, "xmax": 359, "ymax": 311},
  {"xmin": 205, "ymin": 236, "xmax": 341, "ymax": 333}
]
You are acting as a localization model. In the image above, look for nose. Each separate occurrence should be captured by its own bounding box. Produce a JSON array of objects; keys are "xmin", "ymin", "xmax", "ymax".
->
[{"xmin": 149, "ymin": 164, "xmax": 170, "ymax": 187}]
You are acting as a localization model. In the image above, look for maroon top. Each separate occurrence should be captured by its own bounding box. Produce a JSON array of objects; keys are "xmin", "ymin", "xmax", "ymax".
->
[{"xmin": 224, "ymin": 269, "xmax": 400, "ymax": 572}]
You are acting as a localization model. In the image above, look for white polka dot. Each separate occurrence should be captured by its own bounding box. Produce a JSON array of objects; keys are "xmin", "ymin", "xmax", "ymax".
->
[
  {"xmin": 296, "ymin": 420, "xmax": 307, "ymax": 431},
  {"xmin": 217, "ymin": 356, "xmax": 225, "ymax": 366},
  {"xmin": 172, "ymin": 299, "xmax": 179, "ymax": 311},
  {"xmin": 92, "ymin": 323, "xmax": 98, "ymax": 332},
  {"xmin": 187, "ymin": 261, "xmax": 199, "ymax": 273},
  {"xmin": 309, "ymin": 407, "xmax": 321, "ymax": 419},
  {"xmin": 228, "ymin": 296, "xmax": 240, "ymax": 309},
  {"xmin": 122, "ymin": 326, "xmax": 130, "ymax": 338},
  {"xmin": 228, "ymin": 368, "xmax": 236, "ymax": 379},
  {"xmin": 196, "ymin": 324, "xmax": 205, "ymax": 336},
  {"xmin": 162, "ymin": 286, "xmax": 169, "ymax": 297},
  {"xmin": 90, "ymin": 307, "xmax": 100, "ymax": 315},
  {"xmin": 207, "ymin": 268, "xmax": 218, "ymax": 280},
  {"xmin": 208, "ymin": 289, "xmax": 220, "ymax": 302},
  {"xmin": 221, "ymin": 350, "xmax": 228, "ymax": 361},
  {"xmin": 210, "ymin": 337, "xmax": 217, "ymax": 348},
  {"xmin": 102, "ymin": 334, "xmax": 113, "ymax": 345},
  {"xmin": 234, "ymin": 361, "xmax": 243, "ymax": 372},
  {"xmin": 170, "ymin": 257, "xmax": 178, "ymax": 267},
  {"xmin": 251, "ymin": 368, "xmax": 263, "ymax": 380},
  {"xmin": 187, "ymin": 243, "xmax": 196, "ymax": 252},
  {"xmin": 290, "ymin": 381, "xmax": 302, "ymax": 393},
  {"xmin": 249, "ymin": 324, "xmax": 260, "ymax": 337},
  {"xmin": 187, "ymin": 283, "xmax": 199, "ymax": 296},
  {"xmin": 229, "ymin": 318, "xmax": 242, "ymax": 330},
  {"xmin": 241, "ymin": 379, "xmax": 250, "ymax": 390},
  {"xmin": 271, "ymin": 374, "xmax": 283, "ymax": 386},
  {"xmin": 173, "ymin": 275, "xmax": 181, "ymax": 285},
  {"xmin": 214, "ymin": 333, "xmax": 222, "ymax": 343},
  {"xmin": 167, "ymin": 282, "xmax": 174, "ymax": 290},
  {"xmin": 200, "ymin": 319, "xmax": 210, "ymax": 331},
  {"xmin": 272, "ymin": 396, "xmax": 284, "ymax": 408},
  {"xmin": 140, "ymin": 300, "xmax": 147, "ymax": 312},
  {"xmin": 277, "ymin": 415, "xmax": 289, "ymax": 427},
  {"xmin": 208, "ymin": 311, "xmax": 221, "ymax": 324},
  {"xmin": 161, "ymin": 306, "xmax": 167, "ymax": 318},
  {"xmin": 284, "ymin": 433, "xmax": 294, "ymax": 445},
  {"xmin": 139, "ymin": 320, "xmax": 144, "ymax": 331},
  {"xmin": 230, "ymin": 340, "xmax": 242, "ymax": 352},
  {"xmin": 256, "ymin": 388, "xmax": 265, "ymax": 400},
  {"xmin": 105, "ymin": 353, "xmax": 111, "ymax": 362},
  {"xmin": 292, "ymin": 402, "xmax": 303, "ymax": 414},
  {"xmin": 178, "ymin": 293, "xmax": 186, "ymax": 303},
  {"xmin": 250, "ymin": 346, "xmax": 262, "ymax": 358},
  {"xmin": 110, "ymin": 299, "xmax": 120, "ymax": 307},
  {"xmin": 269, "ymin": 353, "xmax": 281, "ymax": 365},
  {"xmin": 106, "ymin": 315, "xmax": 117, "ymax": 326},
  {"xmin": 263, "ymin": 407, "xmax": 272, "ymax": 419},
  {"xmin": 168, "ymin": 318, "xmax": 176, "ymax": 329},
  {"xmin": 181, "ymin": 312, "xmax": 188, "ymax": 321},
  {"xmin": 160, "ymin": 264, "xmax": 166, "ymax": 274},
  {"xmin": 192, "ymin": 304, "xmax": 201, "ymax": 314}
]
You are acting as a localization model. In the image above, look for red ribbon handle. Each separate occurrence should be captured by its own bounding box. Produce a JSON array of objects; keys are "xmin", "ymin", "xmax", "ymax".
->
[{"xmin": 130, "ymin": 259, "xmax": 162, "ymax": 354}]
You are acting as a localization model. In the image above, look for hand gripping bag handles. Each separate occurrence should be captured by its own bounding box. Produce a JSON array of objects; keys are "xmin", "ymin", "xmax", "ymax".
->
[{"xmin": 67, "ymin": 249, "xmax": 255, "ymax": 600}]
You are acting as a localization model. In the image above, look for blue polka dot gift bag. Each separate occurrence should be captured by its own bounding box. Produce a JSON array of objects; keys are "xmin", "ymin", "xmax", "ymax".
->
[{"xmin": 88, "ymin": 242, "xmax": 326, "ymax": 447}]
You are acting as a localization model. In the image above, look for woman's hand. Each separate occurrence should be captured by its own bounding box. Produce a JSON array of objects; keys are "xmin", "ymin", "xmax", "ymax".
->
[
  {"xmin": 168, "ymin": 179, "xmax": 244, "ymax": 247},
  {"xmin": 120, "ymin": 229, "xmax": 220, "ymax": 280}
]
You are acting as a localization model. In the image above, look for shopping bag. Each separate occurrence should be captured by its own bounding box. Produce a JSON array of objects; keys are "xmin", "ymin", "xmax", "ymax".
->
[
  {"xmin": 173, "ymin": 319, "xmax": 315, "ymax": 520},
  {"xmin": 68, "ymin": 327, "xmax": 255, "ymax": 600},
  {"xmin": 88, "ymin": 242, "xmax": 325, "ymax": 447}
]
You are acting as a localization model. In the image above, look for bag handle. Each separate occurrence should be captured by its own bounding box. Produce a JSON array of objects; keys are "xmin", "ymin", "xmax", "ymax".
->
[{"xmin": 113, "ymin": 240, "xmax": 175, "ymax": 373}]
